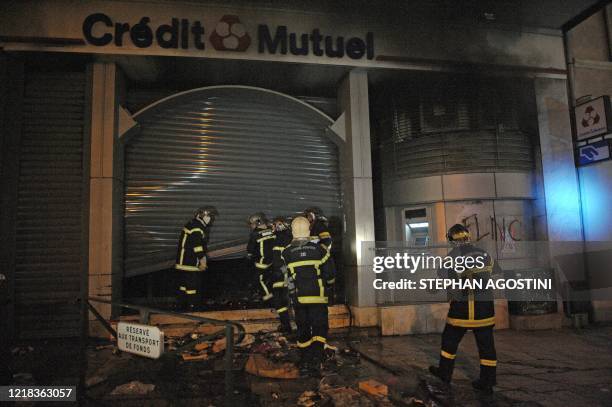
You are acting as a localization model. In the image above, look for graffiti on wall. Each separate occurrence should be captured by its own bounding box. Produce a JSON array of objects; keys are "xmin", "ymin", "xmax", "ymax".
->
[{"xmin": 461, "ymin": 213, "xmax": 523, "ymax": 242}]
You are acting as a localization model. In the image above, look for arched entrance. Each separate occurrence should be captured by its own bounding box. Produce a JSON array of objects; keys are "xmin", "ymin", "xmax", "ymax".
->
[{"xmin": 122, "ymin": 86, "xmax": 343, "ymax": 305}]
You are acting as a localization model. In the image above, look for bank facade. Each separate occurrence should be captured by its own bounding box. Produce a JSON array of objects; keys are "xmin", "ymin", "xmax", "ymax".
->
[{"xmin": 1, "ymin": 0, "xmax": 611, "ymax": 339}]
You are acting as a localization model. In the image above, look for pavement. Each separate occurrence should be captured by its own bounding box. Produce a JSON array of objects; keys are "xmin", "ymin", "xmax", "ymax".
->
[
  {"xmin": 6, "ymin": 325, "xmax": 612, "ymax": 406},
  {"xmin": 350, "ymin": 324, "xmax": 612, "ymax": 407}
]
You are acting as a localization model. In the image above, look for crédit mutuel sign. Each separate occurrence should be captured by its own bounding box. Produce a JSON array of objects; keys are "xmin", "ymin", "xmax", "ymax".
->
[{"xmin": 82, "ymin": 13, "xmax": 375, "ymax": 60}]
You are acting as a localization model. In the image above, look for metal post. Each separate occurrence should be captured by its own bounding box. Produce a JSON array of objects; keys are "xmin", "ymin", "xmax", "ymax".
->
[
  {"xmin": 139, "ymin": 309, "xmax": 150, "ymax": 324},
  {"xmin": 224, "ymin": 324, "xmax": 234, "ymax": 401}
]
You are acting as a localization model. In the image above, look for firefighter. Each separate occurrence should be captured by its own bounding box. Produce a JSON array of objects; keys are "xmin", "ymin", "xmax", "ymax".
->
[
  {"xmin": 304, "ymin": 207, "xmax": 332, "ymax": 252},
  {"xmin": 304, "ymin": 207, "xmax": 336, "ymax": 290},
  {"xmin": 247, "ymin": 212, "xmax": 276, "ymax": 304},
  {"xmin": 175, "ymin": 206, "xmax": 218, "ymax": 311},
  {"xmin": 429, "ymin": 224, "xmax": 499, "ymax": 394},
  {"xmin": 271, "ymin": 216, "xmax": 293, "ymax": 334},
  {"xmin": 282, "ymin": 216, "xmax": 335, "ymax": 376}
]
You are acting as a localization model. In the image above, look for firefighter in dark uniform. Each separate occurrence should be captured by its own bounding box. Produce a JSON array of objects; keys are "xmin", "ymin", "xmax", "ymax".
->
[
  {"xmin": 304, "ymin": 207, "xmax": 335, "ymax": 288},
  {"xmin": 175, "ymin": 206, "xmax": 218, "ymax": 311},
  {"xmin": 429, "ymin": 224, "xmax": 499, "ymax": 394},
  {"xmin": 271, "ymin": 216, "xmax": 293, "ymax": 334},
  {"xmin": 247, "ymin": 213, "xmax": 276, "ymax": 303},
  {"xmin": 281, "ymin": 216, "xmax": 336, "ymax": 375}
]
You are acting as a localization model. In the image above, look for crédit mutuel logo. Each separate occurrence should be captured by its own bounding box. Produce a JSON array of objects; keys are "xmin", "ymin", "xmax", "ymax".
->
[{"xmin": 82, "ymin": 13, "xmax": 375, "ymax": 60}]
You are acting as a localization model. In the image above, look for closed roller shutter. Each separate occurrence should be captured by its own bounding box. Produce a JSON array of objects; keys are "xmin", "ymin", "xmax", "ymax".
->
[
  {"xmin": 15, "ymin": 72, "xmax": 86, "ymax": 339},
  {"xmin": 374, "ymin": 76, "xmax": 535, "ymax": 179},
  {"xmin": 125, "ymin": 87, "xmax": 341, "ymax": 276}
]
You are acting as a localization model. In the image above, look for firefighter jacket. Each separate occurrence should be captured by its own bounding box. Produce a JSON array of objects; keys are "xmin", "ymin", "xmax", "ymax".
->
[
  {"xmin": 247, "ymin": 226, "xmax": 276, "ymax": 271},
  {"xmin": 310, "ymin": 218, "xmax": 332, "ymax": 250},
  {"xmin": 442, "ymin": 244, "xmax": 498, "ymax": 328},
  {"xmin": 271, "ymin": 229, "xmax": 293, "ymax": 288},
  {"xmin": 175, "ymin": 218, "xmax": 209, "ymax": 272},
  {"xmin": 281, "ymin": 239, "xmax": 335, "ymax": 304}
]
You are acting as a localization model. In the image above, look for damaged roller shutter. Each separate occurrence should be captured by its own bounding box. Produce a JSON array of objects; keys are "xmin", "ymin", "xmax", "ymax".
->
[{"xmin": 124, "ymin": 87, "xmax": 342, "ymax": 277}]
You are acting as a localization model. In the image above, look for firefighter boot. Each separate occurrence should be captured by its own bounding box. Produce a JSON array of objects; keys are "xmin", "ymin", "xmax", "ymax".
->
[
  {"xmin": 472, "ymin": 365, "xmax": 496, "ymax": 394},
  {"xmin": 429, "ymin": 355, "xmax": 454, "ymax": 384}
]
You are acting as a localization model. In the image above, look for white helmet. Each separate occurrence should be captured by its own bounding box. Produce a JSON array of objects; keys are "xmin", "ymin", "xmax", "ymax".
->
[{"xmin": 291, "ymin": 216, "xmax": 311, "ymax": 239}]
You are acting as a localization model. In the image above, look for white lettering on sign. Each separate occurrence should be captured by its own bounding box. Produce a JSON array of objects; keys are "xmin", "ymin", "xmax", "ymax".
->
[{"xmin": 117, "ymin": 322, "xmax": 164, "ymax": 359}]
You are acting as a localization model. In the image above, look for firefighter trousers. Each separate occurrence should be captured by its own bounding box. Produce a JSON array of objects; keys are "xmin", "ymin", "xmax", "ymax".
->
[
  {"xmin": 438, "ymin": 323, "xmax": 497, "ymax": 385},
  {"xmin": 271, "ymin": 286, "xmax": 291, "ymax": 333},
  {"xmin": 258, "ymin": 271, "xmax": 274, "ymax": 301},
  {"xmin": 294, "ymin": 303, "xmax": 328, "ymax": 366},
  {"xmin": 176, "ymin": 270, "xmax": 203, "ymax": 309}
]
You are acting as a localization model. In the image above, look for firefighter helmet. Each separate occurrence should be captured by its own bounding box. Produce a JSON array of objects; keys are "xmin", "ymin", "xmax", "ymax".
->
[
  {"xmin": 248, "ymin": 212, "xmax": 268, "ymax": 228},
  {"xmin": 195, "ymin": 206, "xmax": 218, "ymax": 225},
  {"xmin": 447, "ymin": 224, "xmax": 470, "ymax": 243},
  {"xmin": 272, "ymin": 216, "xmax": 291, "ymax": 232},
  {"xmin": 304, "ymin": 206, "xmax": 324, "ymax": 223},
  {"xmin": 291, "ymin": 216, "xmax": 311, "ymax": 239}
]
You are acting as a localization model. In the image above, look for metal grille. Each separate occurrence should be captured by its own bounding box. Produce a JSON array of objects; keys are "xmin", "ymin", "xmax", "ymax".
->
[
  {"xmin": 124, "ymin": 87, "xmax": 341, "ymax": 276},
  {"xmin": 15, "ymin": 72, "xmax": 85, "ymax": 338},
  {"xmin": 374, "ymin": 77, "xmax": 534, "ymax": 178}
]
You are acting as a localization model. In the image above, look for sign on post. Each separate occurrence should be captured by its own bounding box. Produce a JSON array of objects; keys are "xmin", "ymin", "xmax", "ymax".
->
[
  {"xmin": 117, "ymin": 322, "xmax": 164, "ymax": 359},
  {"xmin": 576, "ymin": 140, "xmax": 611, "ymax": 166},
  {"xmin": 574, "ymin": 96, "xmax": 612, "ymax": 141}
]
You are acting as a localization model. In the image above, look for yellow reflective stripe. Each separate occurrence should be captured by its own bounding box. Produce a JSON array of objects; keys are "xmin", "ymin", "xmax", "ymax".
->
[
  {"xmin": 288, "ymin": 260, "xmax": 322, "ymax": 268},
  {"xmin": 179, "ymin": 286, "xmax": 186, "ymax": 291},
  {"xmin": 324, "ymin": 343, "xmax": 337, "ymax": 351},
  {"xmin": 277, "ymin": 307, "xmax": 288, "ymax": 313},
  {"xmin": 320, "ymin": 249, "xmax": 330, "ymax": 264},
  {"xmin": 272, "ymin": 281, "xmax": 287, "ymax": 288},
  {"xmin": 298, "ymin": 296, "xmax": 328, "ymax": 304},
  {"xmin": 318, "ymin": 278, "xmax": 324, "ymax": 297},
  {"xmin": 185, "ymin": 290, "xmax": 197, "ymax": 295},
  {"xmin": 468, "ymin": 292, "xmax": 474, "ymax": 320},
  {"xmin": 183, "ymin": 228, "xmax": 204, "ymax": 235},
  {"xmin": 255, "ymin": 262, "xmax": 271, "ymax": 269},
  {"xmin": 259, "ymin": 275, "xmax": 271, "ymax": 296},
  {"xmin": 175, "ymin": 264, "xmax": 201, "ymax": 272},
  {"xmin": 184, "ymin": 227, "xmax": 204, "ymax": 235},
  {"xmin": 179, "ymin": 234, "xmax": 188, "ymax": 264},
  {"xmin": 193, "ymin": 246, "xmax": 204, "ymax": 253},
  {"xmin": 257, "ymin": 235, "xmax": 275, "ymax": 261},
  {"xmin": 263, "ymin": 293, "xmax": 274, "ymax": 300},
  {"xmin": 327, "ymin": 278, "xmax": 336, "ymax": 284},
  {"xmin": 441, "ymin": 350, "xmax": 456, "ymax": 360},
  {"xmin": 480, "ymin": 359, "xmax": 497, "ymax": 367},
  {"xmin": 447, "ymin": 316, "xmax": 495, "ymax": 328},
  {"xmin": 272, "ymin": 246, "xmax": 285, "ymax": 251},
  {"xmin": 297, "ymin": 339, "xmax": 313, "ymax": 348},
  {"xmin": 472, "ymin": 265, "xmax": 493, "ymax": 274},
  {"xmin": 312, "ymin": 336, "xmax": 326, "ymax": 344}
]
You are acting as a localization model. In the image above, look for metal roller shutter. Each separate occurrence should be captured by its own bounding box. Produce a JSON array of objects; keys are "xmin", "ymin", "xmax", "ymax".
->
[
  {"xmin": 125, "ymin": 87, "xmax": 341, "ymax": 276},
  {"xmin": 373, "ymin": 76, "xmax": 535, "ymax": 179},
  {"xmin": 15, "ymin": 72, "xmax": 86, "ymax": 339}
]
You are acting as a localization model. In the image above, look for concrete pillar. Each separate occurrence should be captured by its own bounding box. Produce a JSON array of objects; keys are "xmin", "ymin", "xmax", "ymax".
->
[
  {"xmin": 88, "ymin": 63, "xmax": 124, "ymax": 336},
  {"xmin": 534, "ymin": 77, "xmax": 586, "ymax": 322},
  {"xmin": 534, "ymin": 77, "xmax": 584, "ymax": 242},
  {"xmin": 337, "ymin": 70, "xmax": 376, "ymax": 309}
]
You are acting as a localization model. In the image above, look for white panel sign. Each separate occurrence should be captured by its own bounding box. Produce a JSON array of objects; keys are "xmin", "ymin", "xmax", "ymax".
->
[
  {"xmin": 575, "ymin": 96, "xmax": 611, "ymax": 140},
  {"xmin": 117, "ymin": 322, "xmax": 164, "ymax": 359}
]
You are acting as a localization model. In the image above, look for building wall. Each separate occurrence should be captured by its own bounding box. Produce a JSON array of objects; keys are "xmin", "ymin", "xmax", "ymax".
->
[{"xmin": 566, "ymin": 5, "xmax": 612, "ymax": 321}]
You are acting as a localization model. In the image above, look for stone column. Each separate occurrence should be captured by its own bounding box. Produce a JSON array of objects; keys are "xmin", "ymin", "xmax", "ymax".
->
[
  {"xmin": 531, "ymin": 77, "xmax": 585, "ymax": 328},
  {"xmin": 534, "ymin": 77, "xmax": 584, "ymax": 243},
  {"xmin": 88, "ymin": 62, "xmax": 124, "ymax": 336},
  {"xmin": 337, "ymin": 70, "xmax": 377, "ymax": 321}
]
